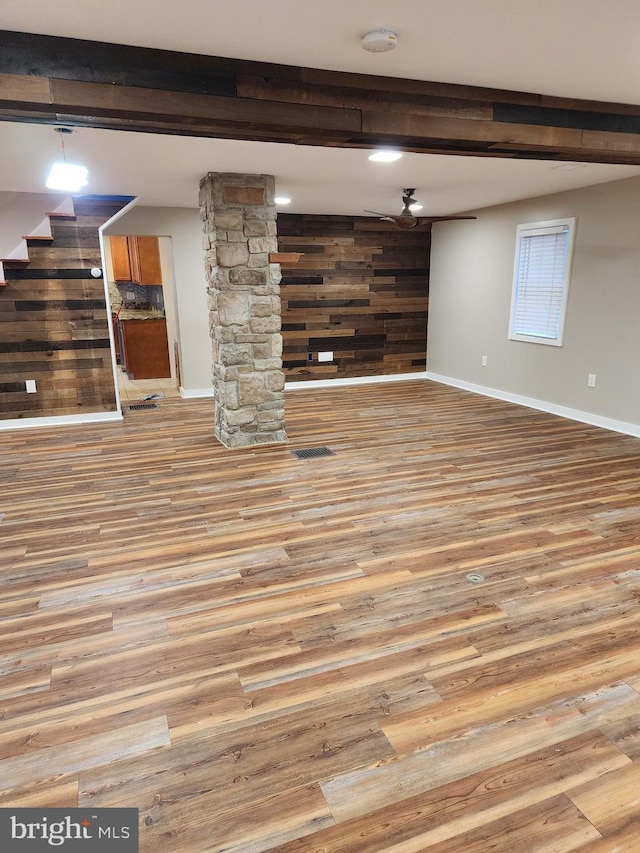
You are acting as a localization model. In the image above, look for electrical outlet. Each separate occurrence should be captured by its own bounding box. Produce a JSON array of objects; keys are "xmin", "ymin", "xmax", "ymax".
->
[
  {"xmin": 587, "ymin": 373, "xmax": 596, "ymax": 387},
  {"xmin": 481, "ymin": 355, "xmax": 488, "ymax": 366},
  {"xmin": 25, "ymin": 379, "xmax": 36, "ymax": 393}
]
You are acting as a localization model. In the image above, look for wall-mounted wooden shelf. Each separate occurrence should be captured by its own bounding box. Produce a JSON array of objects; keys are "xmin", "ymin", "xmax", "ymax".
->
[{"xmin": 269, "ymin": 252, "xmax": 304, "ymax": 264}]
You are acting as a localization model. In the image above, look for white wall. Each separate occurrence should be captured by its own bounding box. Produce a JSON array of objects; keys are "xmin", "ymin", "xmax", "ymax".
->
[
  {"xmin": 427, "ymin": 175, "xmax": 640, "ymax": 432},
  {"xmin": 0, "ymin": 191, "xmax": 66, "ymax": 256},
  {"xmin": 102, "ymin": 206, "xmax": 212, "ymax": 395}
]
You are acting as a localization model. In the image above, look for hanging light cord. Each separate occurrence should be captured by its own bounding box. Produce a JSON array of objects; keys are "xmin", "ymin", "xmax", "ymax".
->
[{"xmin": 55, "ymin": 126, "xmax": 73, "ymax": 162}]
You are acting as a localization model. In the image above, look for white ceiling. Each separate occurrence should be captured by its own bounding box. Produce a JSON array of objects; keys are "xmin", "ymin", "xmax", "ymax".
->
[{"xmin": 2, "ymin": 0, "xmax": 640, "ymax": 214}]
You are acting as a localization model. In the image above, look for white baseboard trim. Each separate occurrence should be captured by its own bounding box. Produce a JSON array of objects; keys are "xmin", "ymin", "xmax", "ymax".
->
[
  {"xmin": 180, "ymin": 387, "xmax": 215, "ymax": 399},
  {"xmin": 286, "ymin": 371, "xmax": 428, "ymax": 390},
  {"xmin": 0, "ymin": 410, "xmax": 123, "ymax": 432},
  {"xmin": 426, "ymin": 372, "xmax": 640, "ymax": 439}
]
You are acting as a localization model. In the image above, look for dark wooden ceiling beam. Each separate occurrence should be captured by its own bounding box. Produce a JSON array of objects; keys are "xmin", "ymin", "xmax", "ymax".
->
[
  {"xmin": 2, "ymin": 30, "xmax": 640, "ymax": 164},
  {"xmin": 48, "ymin": 78, "xmax": 362, "ymax": 134}
]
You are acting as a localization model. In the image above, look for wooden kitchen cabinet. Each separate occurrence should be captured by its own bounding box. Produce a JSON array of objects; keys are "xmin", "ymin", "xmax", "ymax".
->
[
  {"xmin": 118, "ymin": 318, "xmax": 170, "ymax": 379},
  {"xmin": 134, "ymin": 236, "xmax": 163, "ymax": 285},
  {"xmin": 110, "ymin": 235, "xmax": 133, "ymax": 282},
  {"xmin": 110, "ymin": 235, "xmax": 162, "ymax": 285}
]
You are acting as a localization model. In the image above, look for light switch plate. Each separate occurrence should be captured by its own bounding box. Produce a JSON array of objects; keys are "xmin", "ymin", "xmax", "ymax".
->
[
  {"xmin": 318, "ymin": 351, "xmax": 334, "ymax": 362},
  {"xmin": 25, "ymin": 379, "xmax": 36, "ymax": 393}
]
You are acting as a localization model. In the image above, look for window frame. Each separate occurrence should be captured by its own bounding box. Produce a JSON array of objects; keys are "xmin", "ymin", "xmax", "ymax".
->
[{"xmin": 508, "ymin": 217, "xmax": 576, "ymax": 347}]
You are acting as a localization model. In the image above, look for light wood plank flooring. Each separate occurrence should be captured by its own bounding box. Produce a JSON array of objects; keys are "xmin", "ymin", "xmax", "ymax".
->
[{"xmin": 1, "ymin": 379, "xmax": 640, "ymax": 851}]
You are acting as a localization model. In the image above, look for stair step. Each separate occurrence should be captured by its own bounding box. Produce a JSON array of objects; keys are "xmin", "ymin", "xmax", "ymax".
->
[
  {"xmin": 1, "ymin": 258, "xmax": 30, "ymax": 266},
  {"xmin": 23, "ymin": 235, "xmax": 54, "ymax": 242},
  {"xmin": 46, "ymin": 212, "xmax": 77, "ymax": 220}
]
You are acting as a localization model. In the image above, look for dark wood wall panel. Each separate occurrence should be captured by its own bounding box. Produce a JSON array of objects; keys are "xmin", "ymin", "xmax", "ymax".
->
[
  {"xmin": 278, "ymin": 214, "xmax": 430, "ymax": 381},
  {"xmin": 0, "ymin": 197, "xmax": 127, "ymax": 420}
]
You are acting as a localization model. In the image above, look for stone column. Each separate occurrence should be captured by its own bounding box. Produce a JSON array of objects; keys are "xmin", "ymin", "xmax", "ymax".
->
[{"xmin": 199, "ymin": 173, "xmax": 287, "ymax": 448}]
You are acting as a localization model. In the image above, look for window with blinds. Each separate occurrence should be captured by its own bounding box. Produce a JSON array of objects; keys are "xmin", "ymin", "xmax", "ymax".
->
[{"xmin": 508, "ymin": 218, "xmax": 576, "ymax": 346}]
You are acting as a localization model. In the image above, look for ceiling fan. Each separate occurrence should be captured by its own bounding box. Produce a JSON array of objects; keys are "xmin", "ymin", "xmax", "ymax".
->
[{"xmin": 364, "ymin": 188, "xmax": 477, "ymax": 229}]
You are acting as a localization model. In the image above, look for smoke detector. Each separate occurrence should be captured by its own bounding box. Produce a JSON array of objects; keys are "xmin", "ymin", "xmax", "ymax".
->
[{"xmin": 361, "ymin": 29, "xmax": 398, "ymax": 53}]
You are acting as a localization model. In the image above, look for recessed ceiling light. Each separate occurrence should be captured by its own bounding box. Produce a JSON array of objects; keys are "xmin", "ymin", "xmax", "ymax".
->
[
  {"xmin": 46, "ymin": 162, "xmax": 88, "ymax": 192},
  {"xmin": 368, "ymin": 151, "xmax": 403, "ymax": 163},
  {"xmin": 274, "ymin": 196, "xmax": 292, "ymax": 204}
]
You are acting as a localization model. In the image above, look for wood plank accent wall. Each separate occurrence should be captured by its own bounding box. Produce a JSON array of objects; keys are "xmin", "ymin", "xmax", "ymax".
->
[
  {"xmin": 0, "ymin": 197, "xmax": 127, "ymax": 421},
  {"xmin": 278, "ymin": 214, "xmax": 430, "ymax": 380}
]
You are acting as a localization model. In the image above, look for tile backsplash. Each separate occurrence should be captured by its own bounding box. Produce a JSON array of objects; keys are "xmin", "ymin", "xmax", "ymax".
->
[{"xmin": 109, "ymin": 280, "xmax": 165, "ymax": 319}]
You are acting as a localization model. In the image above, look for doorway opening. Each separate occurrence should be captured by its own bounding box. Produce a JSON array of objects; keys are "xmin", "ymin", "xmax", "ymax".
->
[{"xmin": 102, "ymin": 233, "xmax": 180, "ymax": 403}]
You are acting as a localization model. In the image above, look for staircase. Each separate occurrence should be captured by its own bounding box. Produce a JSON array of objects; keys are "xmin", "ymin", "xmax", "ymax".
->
[
  {"xmin": 0, "ymin": 197, "xmax": 76, "ymax": 286},
  {"xmin": 0, "ymin": 195, "xmax": 130, "ymax": 421}
]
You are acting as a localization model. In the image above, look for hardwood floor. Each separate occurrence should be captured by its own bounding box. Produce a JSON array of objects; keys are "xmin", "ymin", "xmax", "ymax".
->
[{"xmin": 1, "ymin": 379, "xmax": 640, "ymax": 851}]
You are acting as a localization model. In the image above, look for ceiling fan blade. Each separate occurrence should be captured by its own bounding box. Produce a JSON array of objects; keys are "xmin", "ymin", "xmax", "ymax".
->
[
  {"xmin": 364, "ymin": 210, "xmax": 410, "ymax": 225},
  {"xmin": 364, "ymin": 209, "xmax": 394, "ymax": 220},
  {"xmin": 417, "ymin": 215, "xmax": 478, "ymax": 224}
]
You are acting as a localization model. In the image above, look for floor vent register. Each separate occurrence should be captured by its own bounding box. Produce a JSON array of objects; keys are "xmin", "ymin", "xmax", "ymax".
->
[{"xmin": 291, "ymin": 447, "xmax": 335, "ymax": 460}]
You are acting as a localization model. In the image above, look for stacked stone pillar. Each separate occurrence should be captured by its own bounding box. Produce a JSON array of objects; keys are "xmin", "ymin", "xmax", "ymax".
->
[{"xmin": 199, "ymin": 173, "xmax": 287, "ymax": 448}]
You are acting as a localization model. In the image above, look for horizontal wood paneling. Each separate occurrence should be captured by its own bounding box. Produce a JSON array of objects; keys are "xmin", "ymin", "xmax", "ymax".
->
[
  {"xmin": 278, "ymin": 214, "xmax": 429, "ymax": 380},
  {"xmin": 3, "ymin": 31, "xmax": 640, "ymax": 163},
  {"xmin": 0, "ymin": 197, "xmax": 127, "ymax": 420}
]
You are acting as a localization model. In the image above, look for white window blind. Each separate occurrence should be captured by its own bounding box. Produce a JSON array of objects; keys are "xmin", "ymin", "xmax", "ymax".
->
[{"xmin": 508, "ymin": 218, "xmax": 576, "ymax": 347}]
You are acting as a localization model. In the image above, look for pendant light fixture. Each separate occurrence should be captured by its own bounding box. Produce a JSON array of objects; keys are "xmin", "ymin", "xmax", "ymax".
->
[{"xmin": 46, "ymin": 127, "xmax": 88, "ymax": 192}]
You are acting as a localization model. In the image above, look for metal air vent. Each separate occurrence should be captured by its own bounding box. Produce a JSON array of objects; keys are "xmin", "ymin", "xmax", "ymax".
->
[{"xmin": 291, "ymin": 447, "xmax": 335, "ymax": 460}]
